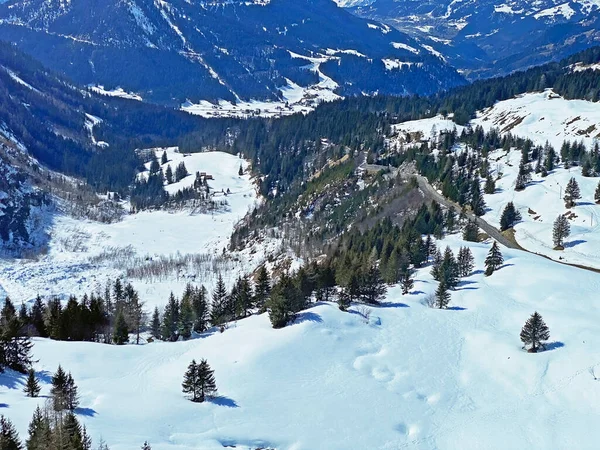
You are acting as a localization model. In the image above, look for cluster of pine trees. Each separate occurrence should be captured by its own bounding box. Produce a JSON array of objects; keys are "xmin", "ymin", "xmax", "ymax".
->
[
  {"xmin": 150, "ymin": 270, "xmax": 272, "ymax": 339},
  {"xmin": 13, "ymin": 280, "xmax": 145, "ymax": 346},
  {"xmin": 0, "ymin": 298, "xmax": 33, "ymax": 374}
]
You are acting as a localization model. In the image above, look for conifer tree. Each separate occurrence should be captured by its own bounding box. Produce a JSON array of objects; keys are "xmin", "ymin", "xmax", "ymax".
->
[
  {"xmin": 457, "ymin": 247, "xmax": 475, "ymax": 278},
  {"xmin": 150, "ymin": 307, "xmax": 161, "ymax": 340},
  {"xmin": 552, "ymin": 214, "xmax": 570, "ymax": 248},
  {"xmin": 564, "ymin": 177, "xmax": 581, "ymax": 208},
  {"xmin": 149, "ymin": 158, "xmax": 160, "ymax": 174},
  {"xmin": 50, "ymin": 365, "xmax": 68, "ymax": 411},
  {"xmin": 399, "ymin": 268, "xmax": 414, "ymax": 295},
  {"xmin": 26, "ymin": 406, "xmax": 51, "ymax": 450},
  {"xmin": 23, "ymin": 368, "xmax": 40, "ymax": 398},
  {"xmin": 65, "ymin": 373, "xmax": 79, "ymax": 411},
  {"xmin": 267, "ymin": 273, "xmax": 302, "ymax": 328},
  {"xmin": 164, "ymin": 165, "xmax": 173, "ymax": 184},
  {"xmin": 0, "ymin": 415, "xmax": 22, "ymax": 450},
  {"xmin": 520, "ymin": 312, "xmax": 550, "ymax": 352},
  {"xmin": 179, "ymin": 295, "xmax": 194, "ymax": 340},
  {"xmin": 360, "ymin": 264, "xmax": 387, "ymax": 305},
  {"xmin": 484, "ymin": 175, "xmax": 495, "ymax": 194},
  {"xmin": 596, "ymin": 181, "xmax": 600, "ymax": 204},
  {"xmin": 315, "ymin": 265, "xmax": 336, "ymax": 302},
  {"xmin": 0, "ymin": 297, "xmax": 33, "ymax": 373},
  {"xmin": 462, "ymin": 219, "xmax": 479, "ymax": 242},
  {"xmin": 30, "ymin": 295, "xmax": 46, "ymax": 337},
  {"xmin": 112, "ymin": 311, "xmax": 129, "ymax": 345},
  {"xmin": 484, "ymin": 241, "xmax": 504, "ymax": 276},
  {"xmin": 141, "ymin": 442, "xmax": 151, "ymax": 450},
  {"xmin": 238, "ymin": 165, "xmax": 243, "ymax": 176},
  {"xmin": 233, "ymin": 276, "xmax": 253, "ymax": 319},
  {"xmin": 161, "ymin": 293, "xmax": 180, "ymax": 341},
  {"xmin": 337, "ymin": 290, "xmax": 351, "ymax": 311},
  {"xmin": 210, "ymin": 275, "xmax": 228, "ymax": 328},
  {"xmin": 192, "ymin": 286, "xmax": 209, "ymax": 333},
  {"xmin": 161, "ymin": 151, "xmax": 168, "ymax": 165},
  {"xmin": 469, "ymin": 180, "xmax": 486, "ymax": 216},
  {"xmin": 440, "ymin": 247, "xmax": 459, "ymax": 289},
  {"xmin": 254, "ymin": 267, "xmax": 271, "ymax": 312},
  {"xmin": 175, "ymin": 162, "xmax": 188, "ymax": 182},
  {"xmin": 499, "ymin": 202, "xmax": 522, "ymax": 231},
  {"xmin": 182, "ymin": 359, "xmax": 217, "ymax": 403},
  {"xmin": 435, "ymin": 282, "xmax": 451, "ymax": 309}
]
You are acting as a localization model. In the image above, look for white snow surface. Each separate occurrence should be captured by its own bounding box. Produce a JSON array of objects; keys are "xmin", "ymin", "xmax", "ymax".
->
[
  {"xmin": 472, "ymin": 90, "xmax": 600, "ymax": 150},
  {"xmin": 89, "ymin": 85, "xmax": 143, "ymax": 101},
  {"xmin": 3, "ymin": 236, "xmax": 600, "ymax": 449}
]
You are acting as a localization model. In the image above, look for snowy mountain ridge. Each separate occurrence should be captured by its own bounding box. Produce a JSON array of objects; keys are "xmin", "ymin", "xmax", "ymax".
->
[
  {"xmin": 342, "ymin": 0, "xmax": 600, "ymax": 79},
  {"xmin": 0, "ymin": 0, "xmax": 466, "ymax": 104}
]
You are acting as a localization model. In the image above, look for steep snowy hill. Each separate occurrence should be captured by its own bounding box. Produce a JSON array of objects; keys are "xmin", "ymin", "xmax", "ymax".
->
[
  {"xmin": 3, "ymin": 236, "xmax": 600, "ymax": 449},
  {"xmin": 0, "ymin": 0, "xmax": 466, "ymax": 104},
  {"xmin": 341, "ymin": 0, "xmax": 600, "ymax": 79}
]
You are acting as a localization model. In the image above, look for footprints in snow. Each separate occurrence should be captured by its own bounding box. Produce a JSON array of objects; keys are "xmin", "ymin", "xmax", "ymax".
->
[{"xmin": 353, "ymin": 343, "xmax": 440, "ymax": 439}]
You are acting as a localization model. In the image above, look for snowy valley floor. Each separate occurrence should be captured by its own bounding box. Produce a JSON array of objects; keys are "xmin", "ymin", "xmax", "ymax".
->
[{"xmin": 2, "ymin": 236, "xmax": 600, "ymax": 449}]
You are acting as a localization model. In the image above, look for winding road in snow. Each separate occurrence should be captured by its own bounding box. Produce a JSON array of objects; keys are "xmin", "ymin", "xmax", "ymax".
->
[{"xmin": 412, "ymin": 173, "xmax": 520, "ymax": 250}]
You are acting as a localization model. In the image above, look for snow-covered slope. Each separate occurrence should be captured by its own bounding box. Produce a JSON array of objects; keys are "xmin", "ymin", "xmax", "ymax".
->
[
  {"xmin": 3, "ymin": 236, "xmax": 600, "ymax": 449},
  {"xmin": 472, "ymin": 90, "xmax": 600, "ymax": 150}
]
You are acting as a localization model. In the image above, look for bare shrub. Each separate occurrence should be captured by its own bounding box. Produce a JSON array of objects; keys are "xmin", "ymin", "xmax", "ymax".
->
[
  {"xmin": 422, "ymin": 293, "xmax": 436, "ymax": 308},
  {"xmin": 356, "ymin": 305, "xmax": 372, "ymax": 324}
]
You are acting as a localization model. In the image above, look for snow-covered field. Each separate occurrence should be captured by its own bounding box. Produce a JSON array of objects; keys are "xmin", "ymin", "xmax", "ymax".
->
[
  {"xmin": 0, "ymin": 150, "xmax": 268, "ymax": 308},
  {"xmin": 3, "ymin": 236, "xmax": 600, "ymax": 449},
  {"xmin": 472, "ymin": 90, "xmax": 600, "ymax": 150}
]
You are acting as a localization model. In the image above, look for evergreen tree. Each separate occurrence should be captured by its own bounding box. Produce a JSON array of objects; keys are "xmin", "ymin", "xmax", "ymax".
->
[
  {"xmin": 435, "ymin": 282, "xmax": 451, "ymax": 309},
  {"xmin": 50, "ymin": 365, "xmax": 67, "ymax": 410},
  {"xmin": 0, "ymin": 416, "xmax": 22, "ymax": 450},
  {"xmin": 179, "ymin": 295, "xmax": 194, "ymax": 340},
  {"xmin": 112, "ymin": 311, "xmax": 129, "ymax": 345},
  {"xmin": 457, "ymin": 247, "xmax": 475, "ymax": 278},
  {"xmin": 161, "ymin": 293, "xmax": 180, "ymax": 341},
  {"xmin": 141, "ymin": 442, "xmax": 151, "ymax": 450},
  {"xmin": 30, "ymin": 296, "xmax": 46, "ymax": 337},
  {"xmin": 254, "ymin": 267, "xmax": 271, "ymax": 312},
  {"xmin": 150, "ymin": 307, "xmax": 161, "ymax": 340},
  {"xmin": 164, "ymin": 165, "xmax": 173, "ymax": 184},
  {"xmin": 564, "ymin": 177, "xmax": 581, "ymax": 208},
  {"xmin": 337, "ymin": 290, "xmax": 351, "ymax": 311},
  {"xmin": 484, "ymin": 241, "xmax": 504, "ymax": 276},
  {"xmin": 267, "ymin": 273, "xmax": 302, "ymax": 328},
  {"xmin": 182, "ymin": 359, "xmax": 216, "ymax": 403},
  {"xmin": 440, "ymin": 247, "xmax": 459, "ymax": 289},
  {"xmin": 484, "ymin": 175, "xmax": 495, "ymax": 194},
  {"xmin": 161, "ymin": 151, "xmax": 168, "ymax": 165},
  {"xmin": 65, "ymin": 373, "xmax": 79, "ymax": 411},
  {"xmin": 469, "ymin": 180, "xmax": 486, "ymax": 216},
  {"xmin": 192, "ymin": 286, "xmax": 209, "ymax": 334},
  {"xmin": 315, "ymin": 265, "xmax": 336, "ymax": 302},
  {"xmin": 23, "ymin": 368, "xmax": 40, "ymax": 398},
  {"xmin": 175, "ymin": 162, "xmax": 188, "ymax": 182},
  {"xmin": 595, "ymin": 181, "xmax": 600, "ymax": 204},
  {"xmin": 233, "ymin": 276, "xmax": 253, "ymax": 319},
  {"xmin": 238, "ymin": 165, "xmax": 243, "ymax": 176},
  {"xmin": 0, "ymin": 297, "xmax": 33, "ymax": 373},
  {"xmin": 360, "ymin": 264, "xmax": 387, "ymax": 305},
  {"xmin": 26, "ymin": 406, "xmax": 51, "ymax": 450},
  {"xmin": 499, "ymin": 202, "xmax": 522, "ymax": 231},
  {"xmin": 520, "ymin": 312, "xmax": 550, "ymax": 353},
  {"xmin": 210, "ymin": 275, "xmax": 228, "ymax": 328},
  {"xmin": 552, "ymin": 214, "xmax": 570, "ymax": 248},
  {"xmin": 399, "ymin": 268, "xmax": 414, "ymax": 295},
  {"xmin": 462, "ymin": 219, "xmax": 479, "ymax": 242},
  {"xmin": 149, "ymin": 158, "xmax": 160, "ymax": 174}
]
